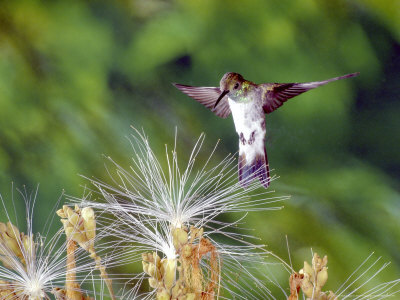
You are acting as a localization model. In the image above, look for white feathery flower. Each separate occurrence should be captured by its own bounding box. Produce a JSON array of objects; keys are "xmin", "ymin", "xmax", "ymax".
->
[
  {"xmin": 102, "ymin": 210, "xmax": 281, "ymax": 299},
  {"xmin": 79, "ymin": 129, "xmax": 286, "ymax": 229},
  {"xmin": 0, "ymin": 187, "xmax": 99, "ymax": 299},
  {"xmin": 71, "ymin": 129, "xmax": 289, "ymax": 299}
]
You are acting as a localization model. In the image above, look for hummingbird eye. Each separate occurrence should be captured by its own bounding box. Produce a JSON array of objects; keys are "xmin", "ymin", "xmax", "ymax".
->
[{"xmin": 234, "ymin": 83, "xmax": 239, "ymax": 89}]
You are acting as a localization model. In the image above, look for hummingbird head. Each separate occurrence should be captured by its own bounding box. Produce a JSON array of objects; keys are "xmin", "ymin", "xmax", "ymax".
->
[{"xmin": 214, "ymin": 72, "xmax": 245, "ymax": 108}]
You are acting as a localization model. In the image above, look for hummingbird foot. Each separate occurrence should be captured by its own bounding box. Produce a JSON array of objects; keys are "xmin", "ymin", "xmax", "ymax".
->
[
  {"xmin": 239, "ymin": 131, "xmax": 256, "ymax": 145},
  {"xmin": 248, "ymin": 131, "xmax": 256, "ymax": 145},
  {"xmin": 239, "ymin": 133, "xmax": 246, "ymax": 145}
]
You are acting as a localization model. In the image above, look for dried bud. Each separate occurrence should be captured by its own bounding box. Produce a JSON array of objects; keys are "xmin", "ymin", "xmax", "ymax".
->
[
  {"xmin": 57, "ymin": 205, "xmax": 96, "ymax": 252},
  {"xmin": 2, "ymin": 234, "xmax": 20, "ymax": 259},
  {"xmin": 142, "ymin": 261, "xmax": 150, "ymax": 275},
  {"xmin": 156, "ymin": 289, "xmax": 170, "ymax": 300},
  {"xmin": 56, "ymin": 208, "xmax": 67, "ymax": 219},
  {"xmin": 298, "ymin": 253, "xmax": 330, "ymax": 300},
  {"xmin": 172, "ymin": 228, "xmax": 188, "ymax": 250},
  {"xmin": 302, "ymin": 261, "xmax": 313, "ymax": 278},
  {"xmin": 142, "ymin": 226, "xmax": 218, "ymax": 299},
  {"xmin": 149, "ymin": 278, "xmax": 159, "ymax": 289},
  {"xmin": 162, "ymin": 259, "xmax": 177, "ymax": 290},
  {"xmin": 186, "ymin": 293, "xmax": 196, "ymax": 300},
  {"xmin": 317, "ymin": 267, "xmax": 328, "ymax": 288},
  {"xmin": 154, "ymin": 252, "xmax": 161, "ymax": 267},
  {"xmin": 22, "ymin": 235, "xmax": 34, "ymax": 256},
  {"xmin": 81, "ymin": 207, "xmax": 96, "ymax": 242},
  {"xmin": 147, "ymin": 262, "xmax": 157, "ymax": 278},
  {"xmin": 6, "ymin": 222, "xmax": 20, "ymax": 240},
  {"xmin": 142, "ymin": 252, "xmax": 152, "ymax": 262},
  {"xmin": 189, "ymin": 226, "xmax": 203, "ymax": 243},
  {"xmin": 181, "ymin": 244, "xmax": 192, "ymax": 258},
  {"xmin": 301, "ymin": 275, "xmax": 314, "ymax": 298},
  {"xmin": 0, "ymin": 221, "xmax": 34, "ymax": 268}
]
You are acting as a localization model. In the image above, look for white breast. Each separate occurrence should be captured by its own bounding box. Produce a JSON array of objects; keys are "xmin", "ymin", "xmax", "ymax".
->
[
  {"xmin": 228, "ymin": 98, "xmax": 266, "ymax": 164},
  {"xmin": 228, "ymin": 98, "xmax": 264, "ymax": 139}
]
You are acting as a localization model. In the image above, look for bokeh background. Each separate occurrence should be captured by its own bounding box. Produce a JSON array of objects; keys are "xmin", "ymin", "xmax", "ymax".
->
[{"xmin": 0, "ymin": 0, "xmax": 399, "ymax": 297}]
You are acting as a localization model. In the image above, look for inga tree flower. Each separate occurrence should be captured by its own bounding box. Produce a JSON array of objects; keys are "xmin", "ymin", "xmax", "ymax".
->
[
  {"xmin": 287, "ymin": 251, "xmax": 400, "ymax": 300},
  {"xmin": 0, "ymin": 187, "xmax": 102, "ymax": 299},
  {"xmin": 73, "ymin": 129, "xmax": 289, "ymax": 299},
  {"xmin": 78, "ymin": 129, "xmax": 287, "ymax": 237}
]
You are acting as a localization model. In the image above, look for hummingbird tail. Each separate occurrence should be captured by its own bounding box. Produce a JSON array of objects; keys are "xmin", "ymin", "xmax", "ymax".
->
[{"xmin": 238, "ymin": 147, "xmax": 270, "ymax": 188}]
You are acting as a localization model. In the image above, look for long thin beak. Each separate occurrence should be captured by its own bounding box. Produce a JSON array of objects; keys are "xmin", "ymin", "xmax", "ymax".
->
[{"xmin": 214, "ymin": 90, "xmax": 229, "ymax": 109}]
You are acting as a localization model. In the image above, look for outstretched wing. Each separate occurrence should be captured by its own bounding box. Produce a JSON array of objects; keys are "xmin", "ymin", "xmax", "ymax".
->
[
  {"xmin": 262, "ymin": 72, "xmax": 359, "ymax": 114},
  {"xmin": 173, "ymin": 83, "xmax": 231, "ymax": 118}
]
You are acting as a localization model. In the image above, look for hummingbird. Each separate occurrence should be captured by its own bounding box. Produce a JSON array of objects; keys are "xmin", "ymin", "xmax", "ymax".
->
[{"xmin": 173, "ymin": 72, "xmax": 359, "ymax": 188}]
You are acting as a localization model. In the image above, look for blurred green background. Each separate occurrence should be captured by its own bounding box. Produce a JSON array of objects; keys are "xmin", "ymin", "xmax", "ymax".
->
[{"xmin": 0, "ymin": 0, "xmax": 399, "ymax": 297}]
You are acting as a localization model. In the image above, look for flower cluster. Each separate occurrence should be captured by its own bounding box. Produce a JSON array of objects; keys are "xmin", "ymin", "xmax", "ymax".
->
[
  {"xmin": 288, "ymin": 252, "xmax": 400, "ymax": 300},
  {"xmin": 0, "ymin": 190, "xmax": 99, "ymax": 299},
  {"xmin": 0, "ymin": 130, "xmax": 399, "ymax": 299},
  {"xmin": 76, "ymin": 130, "xmax": 287, "ymax": 299}
]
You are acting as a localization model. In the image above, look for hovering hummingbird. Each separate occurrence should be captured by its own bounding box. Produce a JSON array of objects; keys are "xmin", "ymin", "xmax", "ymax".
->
[{"xmin": 173, "ymin": 72, "xmax": 359, "ymax": 188}]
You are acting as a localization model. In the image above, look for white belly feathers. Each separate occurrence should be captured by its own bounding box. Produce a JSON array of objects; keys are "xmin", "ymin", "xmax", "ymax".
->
[{"xmin": 228, "ymin": 98, "xmax": 265, "ymax": 164}]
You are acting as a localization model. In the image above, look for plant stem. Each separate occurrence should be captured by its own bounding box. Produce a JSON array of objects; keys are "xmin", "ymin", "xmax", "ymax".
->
[{"xmin": 66, "ymin": 239, "xmax": 83, "ymax": 300}]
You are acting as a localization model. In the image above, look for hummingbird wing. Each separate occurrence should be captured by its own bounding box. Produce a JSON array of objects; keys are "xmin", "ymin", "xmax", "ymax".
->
[
  {"xmin": 173, "ymin": 84, "xmax": 231, "ymax": 118},
  {"xmin": 262, "ymin": 72, "xmax": 359, "ymax": 113}
]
